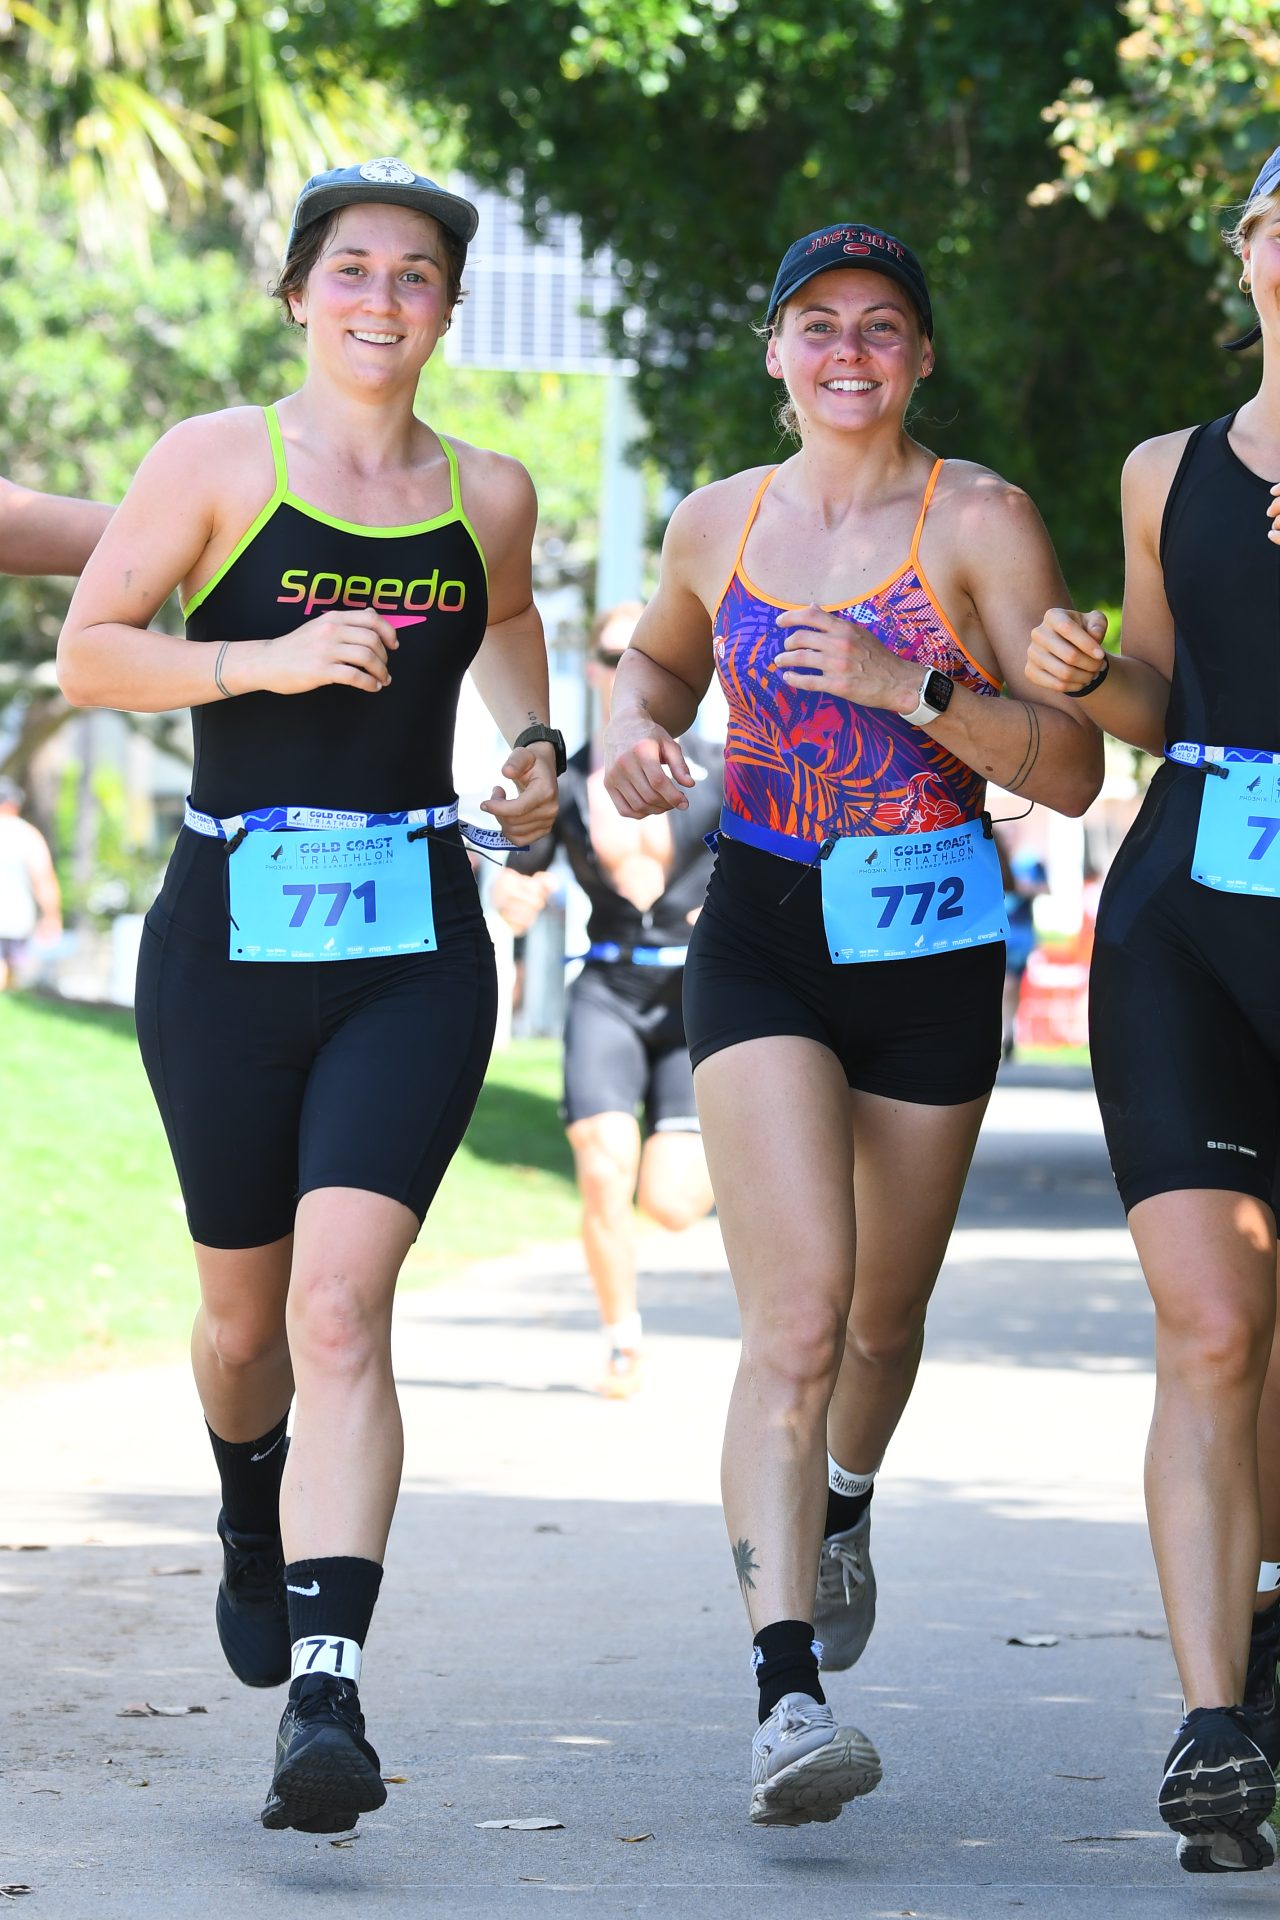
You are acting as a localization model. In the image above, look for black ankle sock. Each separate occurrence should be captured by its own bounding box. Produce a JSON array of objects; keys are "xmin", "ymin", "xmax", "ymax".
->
[
  {"xmin": 1252, "ymin": 1595, "xmax": 1280, "ymax": 1639},
  {"xmin": 207, "ymin": 1414, "xmax": 289, "ymax": 1536},
  {"xmin": 753, "ymin": 1618, "xmax": 824, "ymax": 1723},
  {"xmin": 284, "ymin": 1555, "xmax": 383, "ymax": 1654},
  {"xmin": 824, "ymin": 1482, "xmax": 873, "ymax": 1539}
]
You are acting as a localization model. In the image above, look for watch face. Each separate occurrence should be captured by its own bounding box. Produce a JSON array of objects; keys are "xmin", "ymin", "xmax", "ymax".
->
[{"xmin": 923, "ymin": 670, "xmax": 954, "ymax": 713}]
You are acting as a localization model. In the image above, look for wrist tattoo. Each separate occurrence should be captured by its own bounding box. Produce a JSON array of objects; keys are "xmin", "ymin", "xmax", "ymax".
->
[
  {"xmin": 213, "ymin": 640, "xmax": 233, "ymax": 700},
  {"xmin": 1006, "ymin": 702, "xmax": 1041, "ymax": 794}
]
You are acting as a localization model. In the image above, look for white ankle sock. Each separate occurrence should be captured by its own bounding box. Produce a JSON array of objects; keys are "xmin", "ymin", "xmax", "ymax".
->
[{"xmin": 827, "ymin": 1454, "xmax": 877, "ymax": 1499}]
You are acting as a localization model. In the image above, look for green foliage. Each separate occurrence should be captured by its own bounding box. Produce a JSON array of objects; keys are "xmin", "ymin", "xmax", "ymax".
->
[{"xmin": 313, "ymin": 0, "xmax": 1251, "ymax": 594}]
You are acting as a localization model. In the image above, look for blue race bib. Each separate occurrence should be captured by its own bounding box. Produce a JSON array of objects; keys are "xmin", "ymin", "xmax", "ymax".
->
[
  {"xmin": 820, "ymin": 818, "xmax": 1008, "ymax": 964},
  {"xmin": 228, "ymin": 823, "xmax": 435, "ymax": 962},
  {"xmin": 1192, "ymin": 756, "xmax": 1280, "ymax": 897}
]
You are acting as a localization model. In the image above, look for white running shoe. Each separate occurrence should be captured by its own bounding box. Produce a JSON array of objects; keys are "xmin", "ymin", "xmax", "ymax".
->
[
  {"xmin": 749, "ymin": 1691, "xmax": 882, "ymax": 1826},
  {"xmin": 813, "ymin": 1509, "xmax": 877, "ymax": 1671}
]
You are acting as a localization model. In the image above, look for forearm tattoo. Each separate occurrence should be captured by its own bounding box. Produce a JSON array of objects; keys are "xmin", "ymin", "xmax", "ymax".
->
[
  {"xmin": 213, "ymin": 640, "xmax": 233, "ymax": 700},
  {"xmin": 733, "ymin": 1537, "xmax": 759, "ymax": 1597},
  {"xmin": 1005, "ymin": 702, "xmax": 1041, "ymax": 794}
]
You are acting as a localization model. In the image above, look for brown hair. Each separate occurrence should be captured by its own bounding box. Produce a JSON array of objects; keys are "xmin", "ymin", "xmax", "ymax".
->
[{"xmin": 270, "ymin": 207, "xmax": 468, "ymax": 326}]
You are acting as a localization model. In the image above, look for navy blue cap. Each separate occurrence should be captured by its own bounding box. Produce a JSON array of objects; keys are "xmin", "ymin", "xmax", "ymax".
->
[
  {"xmin": 766, "ymin": 224, "xmax": 932, "ymax": 336},
  {"xmin": 1224, "ymin": 145, "xmax": 1280, "ymax": 352},
  {"xmin": 287, "ymin": 159, "xmax": 479, "ymax": 256}
]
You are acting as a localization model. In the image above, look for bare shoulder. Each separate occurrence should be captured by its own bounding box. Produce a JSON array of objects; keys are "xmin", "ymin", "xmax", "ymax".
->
[
  {"xmin": 667, "ymin": 466, "xmax": 775, "ymax": 541},
  {"xmin": 929, "ymin": 458, "xmax": 1051, "ymax": 556},
  {"xmin": 446, "ymin": 437, "xmax": 536, "ymax": 516},
  {"xmin": 1122, "ymin": 427, "xmax": 1197, "ymax": 502},
  {"xmin": 132, "ymin": 407, "xmax": 270, "ymax": 501}
]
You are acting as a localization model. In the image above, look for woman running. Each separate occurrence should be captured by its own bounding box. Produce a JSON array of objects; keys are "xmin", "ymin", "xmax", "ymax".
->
[
  {"xmin": 1028, "ymin": 147, "xmax": 1280, "ymax": 1877},
  {"xmin": 605, "ymin": 221, "xmax": 1101, "ymax": 1826},
  {"xmin": 57, "ymin": 159, "xmax": 562, "ymax": 1835}
]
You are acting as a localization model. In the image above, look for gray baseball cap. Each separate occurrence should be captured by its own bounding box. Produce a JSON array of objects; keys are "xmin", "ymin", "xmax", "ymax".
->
[{"xmin": 287, "ymin": 159, "xmax": 479, "ymax": 255}]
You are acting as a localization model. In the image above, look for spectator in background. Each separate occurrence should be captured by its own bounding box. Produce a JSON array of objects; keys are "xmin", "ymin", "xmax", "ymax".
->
[
  {"xmin": 492, "ymin": 602, "xmax": 723, "ymax": 1397},
  {"xmin": 997, "ymin": 830, "xmax": 1048, "ymax": 1060},
  {"xmin": 0, "ymin": 777, "xmax": 62, "ymax": 990}
]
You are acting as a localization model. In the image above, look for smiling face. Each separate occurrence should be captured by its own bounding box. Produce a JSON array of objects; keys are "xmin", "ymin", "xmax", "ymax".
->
[
  {"xmin": 287, "ymin": 202, "xmax": 454, "ymax": 390},
  {"xmin": 766, "ymin": 268, "xmax": 933, "ymax": 438}
]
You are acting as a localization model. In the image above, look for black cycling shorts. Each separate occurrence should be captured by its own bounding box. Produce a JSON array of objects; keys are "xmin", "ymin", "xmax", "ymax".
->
[
  {"xmin": 134, "ymin": 827, "xmax": 497, "ymax": 1249},
  {"xmin": 1090, "ymin": 769, "xmax": 1280, "ymax": 1217},
  {"xmin": 683, "ymin": 836, "xmax": 1003, "ymax": 1107},
  {"xmin": 562, "ymin": 961, "xmax": 699, "ymax": 1133}
]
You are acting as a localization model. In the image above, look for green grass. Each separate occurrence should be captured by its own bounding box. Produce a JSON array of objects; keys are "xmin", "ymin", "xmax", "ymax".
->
[{"xmin": 0, "ymin": 993, "xmax": 578, "ymax": 1376}]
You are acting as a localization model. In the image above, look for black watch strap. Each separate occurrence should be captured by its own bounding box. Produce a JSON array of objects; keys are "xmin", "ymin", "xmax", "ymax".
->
[{"xmin": 515, "ymin": 723, "xmax": 567, "ymax": 776}]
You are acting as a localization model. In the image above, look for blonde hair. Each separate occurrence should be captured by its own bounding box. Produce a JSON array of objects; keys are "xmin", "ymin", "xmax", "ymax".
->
[{"xmin": 1223, "ymin": 187, "xmax": 1280, "ymax": 261}]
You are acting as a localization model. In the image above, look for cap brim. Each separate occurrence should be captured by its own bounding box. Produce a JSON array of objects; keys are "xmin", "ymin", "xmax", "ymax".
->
[
  {"xmin": 1223, "ymin": 321, "xmax": 1263, "ymax": 352},
  {"xmin": 295, "ymin": 183, "xmax": 479, "ymax": 246}
]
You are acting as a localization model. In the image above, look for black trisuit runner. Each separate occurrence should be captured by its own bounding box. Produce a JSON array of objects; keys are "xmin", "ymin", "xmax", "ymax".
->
[
  {"xmin": 135, "ymin": 406, "xmax": 498, "ymax": 1247},
  {"xmin": 1090, "ymin": 412, "xmax": 1280, "ymax": 1215},
  {"xmin": 506, "ymin": 737, "xmax": 722, "ymax": 1132}
]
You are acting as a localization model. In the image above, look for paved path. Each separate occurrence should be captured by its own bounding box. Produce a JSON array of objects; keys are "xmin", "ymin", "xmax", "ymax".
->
[{"xmin": 2, "ymin": 1066, "xmax": 1270, "ymax": 1916}]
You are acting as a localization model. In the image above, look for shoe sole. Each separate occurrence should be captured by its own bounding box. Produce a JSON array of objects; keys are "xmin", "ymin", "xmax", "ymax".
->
[
  {"xmin": 750, "ymin": 1728, "xmax": 882, "ymax": 1827},
  {"xmin": 1159, "ymin": 1749, "xmax": 1277, "ymax": 1873},
  {"xmin": 261, "ymin": 1727, "xmax": 388, "ymax": 1831},
  {"xmin": 215, "ymin": 1583, "xmax": 290, "ymax": 1690}
]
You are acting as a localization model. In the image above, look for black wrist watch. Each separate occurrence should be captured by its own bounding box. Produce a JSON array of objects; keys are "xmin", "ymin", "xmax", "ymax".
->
[
  {"xmin": 902, "ymin": 668, "xmax": 954, "ymax": 728},
  {"xmin": 514, "ymin": 723, "xmax": 567, "ymax": 776}
]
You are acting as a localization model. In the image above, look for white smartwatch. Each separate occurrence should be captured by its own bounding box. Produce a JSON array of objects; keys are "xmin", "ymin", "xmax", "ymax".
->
[{"xmin": 902, "ymin": 668, "xmax": 954, "ymax": 727}]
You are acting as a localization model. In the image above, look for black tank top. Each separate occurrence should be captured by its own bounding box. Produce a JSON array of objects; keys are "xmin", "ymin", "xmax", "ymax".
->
[
  {"xmin": 1160, "ymin": 412, "xmax": 1280, "ymax": 749},
  {"xmin": 184, "ymin": 406, "xmax": 489, "ymax": 814}
]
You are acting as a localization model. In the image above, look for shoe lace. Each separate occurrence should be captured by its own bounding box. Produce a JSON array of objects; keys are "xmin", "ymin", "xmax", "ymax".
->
[
  {"xmin": 293, "ymin": 1678, "xmax": 361, "ymax": 1733},
  {"xmin": 818, "ymin": 1534, "xmax": 867, "ymax": 1604},
  {"xmin": 226, "ymin": 1542, "xmax": 281, "ymax": 1595}
]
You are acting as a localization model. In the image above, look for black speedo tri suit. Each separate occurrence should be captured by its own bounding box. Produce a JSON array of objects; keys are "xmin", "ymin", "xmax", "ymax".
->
[
  {"xmin": 1090, "ymin": 412, "xmax": 1280, "ymax": 1215},
  {"xmin": 135, "ymin": 406, "xmax": 498, "ymax": 1247},
  {"xmin": 506, "ymin": 737, "xmax": 723, "ymax": 1130}
]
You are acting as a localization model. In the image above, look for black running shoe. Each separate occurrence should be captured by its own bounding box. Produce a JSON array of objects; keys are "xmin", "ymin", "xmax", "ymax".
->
[
  {"xmin": 1158, "ymin": 1704, "xmax": 1277, "ymax": 1873},
  {"xmin": 260, "ymin": 1673, "xmax": 388, "ymax": 1833},
  {"xmin": 1245, "ymin": 1600, "xmax": 1280, "ymax": 1771},
  {"xmin": 215, "ymin": 1510, "xmax": 290, "ymax": 1689}
]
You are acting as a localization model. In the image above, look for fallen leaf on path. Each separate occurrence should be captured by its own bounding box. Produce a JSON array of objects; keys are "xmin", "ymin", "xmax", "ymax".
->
[
  {"xmin": 1066, "ymin": 1628, "xmax": 1165, "ymax": 1641},
  {"xmin": 381, "ymin": 1775, "xmax": 407, "ymax": 1785},
  {"xmin": 617, "ymin": 1833, "xmax": 653, "ymax": 1844},
  {"xmin": 0, "ymin": 1889, "xmax": 33, "ymax": 1899},
  {"xmin": 590, "ymin": 1654, "xmax": 637, "ymax": 1665},
  {"xmin": 1052, "ymin": 1773, "xmax": 1105, "ymax": 1781},
  {"xmin": 117, "ymin": 1703, "xmax": 207, "ymax": 1718},
  {"xmin": 534, "ymin": 1524, "xmax": 563, "ymax": 1534},
  {"xmin": 129, "ymin": 1780, "xmax": 149, "ymax": 1789},
  {"xmin": 475, "ymin": 1818, "xmax": 564, "ymax": 1830},
  {"xmin": 150, "ymin": 1565, "xmax": 201, "ymax": 1577},
  {"xmin": 329, "ymin": 1835, "xmax": 359, "ymax": 1849},
  {"xmin": 1007, "ymin": 1634, "xmax": 1059, "ymax": 1648},
  {"xmin": 517, "ymin": 1878, "xmax": 546, "ymax": 1884},
  {"xmin": 1062, "ymin": 1831, "xmax": 1160, "ymax": 1844},
  {"xmin": 0, "ymin": 1544, "xmax": 46, "ymax": 1553}
]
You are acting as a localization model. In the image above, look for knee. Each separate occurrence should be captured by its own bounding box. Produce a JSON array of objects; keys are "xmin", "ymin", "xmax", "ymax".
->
[
  {"xmin": 1157, "ymin": 1301, "xmax": 1272, "ymax": 1395},
  {"xmin": 846, "ymin": 1308, "xmax": 927, "ymax": 1373},
  {"xmin": 288, "ymin": 1268, "xmax": 389, "ymax": 1379},
  {"xmin": 743, "ymin": 1298, "xmax": 846, "ymax": 1405},
  {"xmin": 637, "ymin": 1184, "xmax": 706, "ymax": 1234},
  {"xmin": 202, "ymin": 1310, "xmax": 288, "ymax": 1377}
]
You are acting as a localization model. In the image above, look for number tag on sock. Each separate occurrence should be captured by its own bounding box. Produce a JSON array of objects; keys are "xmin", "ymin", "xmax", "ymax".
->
[
  {"xmin": 229, "ymin": 825, "xmax": 436, "ymax": 962},
  {"xmin": 290, "ymin": 1635, "xmax": 362, "ymax": 1683},
  {"xmin": 820, "ymin": 818, "xmax": 1007, "ymax": 964}
]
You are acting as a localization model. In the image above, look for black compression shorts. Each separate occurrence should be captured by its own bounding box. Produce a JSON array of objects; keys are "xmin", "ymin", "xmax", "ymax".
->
[
  {"xmin": 1090, "ymin": 768, "xmax": 1280, "ymax": 1217},
  {"xmin": 562, "ymin": 961, "xmax": 699, "ymax": 1132},
  {"xmin": 135, "ymin": 827, "xmax": 497, "ymax": 1248},
  {"xmin": 683, "ymin": 835, "xmax": 1003, "ymax": 1106}
]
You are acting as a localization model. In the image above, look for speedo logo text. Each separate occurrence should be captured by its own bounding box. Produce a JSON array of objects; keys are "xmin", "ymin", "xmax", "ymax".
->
[{"xmin": 277, "ymin": 567, "xmax": 467, "ymax": 623}]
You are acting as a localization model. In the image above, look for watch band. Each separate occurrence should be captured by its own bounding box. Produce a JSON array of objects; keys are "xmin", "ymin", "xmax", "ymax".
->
[
  {"xmin": 902, "ymin": 669, "xmax": 953, "ymax": 728},
  {"xmin": 514, "ymin": 723, "xmax": 567, "ymax": 775}
]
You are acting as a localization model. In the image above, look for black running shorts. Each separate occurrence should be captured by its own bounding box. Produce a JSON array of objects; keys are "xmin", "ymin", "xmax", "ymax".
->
[
  {"xmin": 1090, "ymin": 768, "xmax": 1280, "ymax": 1217},
  {"xmin": 683, "ymin": 835, "xmax": 1003, "ymax": 1106},
  {"xmin": 562, "ymin": 962, "xmax": 699, "ymax": 1132},
  {"xmin": 135, "ymin": 827, "xmax": 498, "ymax": 1248}
]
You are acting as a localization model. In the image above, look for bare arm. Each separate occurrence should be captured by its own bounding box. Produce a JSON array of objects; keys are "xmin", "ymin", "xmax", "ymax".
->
[
  {"xmin": 772, "ymin": 480, "xmax": 1104, "ymax": 817},
  {"xmin": 1027, "ymin": 434, "xmax": 1184, "ymax": 757},
  {"xmin": 0, "ymin": 477, "xmax": 113, "ymax": 576},
  {"xmin": 462, "ymin": 449, "xmax": 558, "ymax": 844},
  {"xmin": 58, "ymin": 414, "xmax": 397, "ymax": 714},
  {"xmin": 605, "ymin": 495, "xmax": 716, "ymax": 817}
]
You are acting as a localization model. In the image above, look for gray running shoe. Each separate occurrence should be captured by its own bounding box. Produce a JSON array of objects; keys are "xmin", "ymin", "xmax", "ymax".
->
[
  {"xmin": 813, "ymin": 1509, "xmax": 877, "ymax": 1671},
  {"xmin": 749, "ymin": 1691, "xmax": 882, "ymax": 1826}
]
